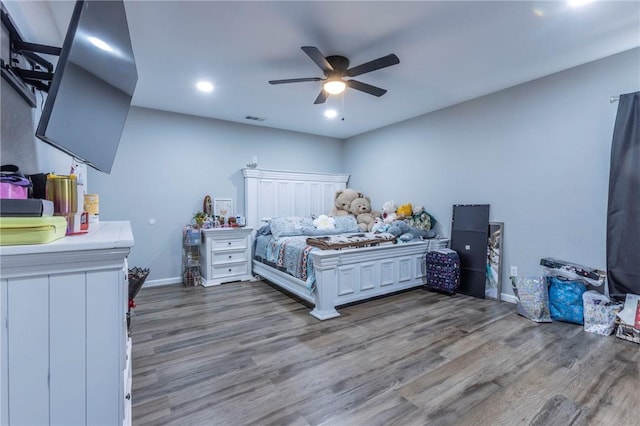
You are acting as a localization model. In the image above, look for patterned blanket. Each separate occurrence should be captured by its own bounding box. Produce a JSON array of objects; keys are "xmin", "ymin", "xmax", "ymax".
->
[
  {"xmin": 306, "ymin": 232, "xmax": 397, "ymax": 250},
  {"xmin": 264, "ymin": 235, "xmax": 317, "ymax": 291},
  {"xmin": 257, "ymin": 232, "xmax": 397, "ymax": 292}
]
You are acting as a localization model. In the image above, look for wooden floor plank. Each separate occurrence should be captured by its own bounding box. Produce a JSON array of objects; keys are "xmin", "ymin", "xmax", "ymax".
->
[{"xmin": 132, "ymin": 281, "xmax": 639, "ymax": 426}]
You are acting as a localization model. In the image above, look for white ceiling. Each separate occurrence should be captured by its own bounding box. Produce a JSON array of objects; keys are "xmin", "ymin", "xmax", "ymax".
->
[{"xmin": 20, "ymin": 1, "xmax": 640, "ymax": 138}]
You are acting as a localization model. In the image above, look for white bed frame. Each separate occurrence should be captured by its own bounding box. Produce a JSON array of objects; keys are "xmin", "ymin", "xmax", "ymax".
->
[{"xmin": 243, "ymin": 168, "xmax": 432, "ymax": 320}]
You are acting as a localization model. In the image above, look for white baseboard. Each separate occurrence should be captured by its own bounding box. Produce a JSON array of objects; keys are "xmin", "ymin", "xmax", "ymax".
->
[
  {"xmin": 501, "ymin": 293, "xmax": 517, "ymax": 304},
  {"xmin": 143, "ymin": 277, "xmax": 182, "ymax": 287},
  {"xmin": 141, "ymin": 276, "xmax": 520, "ymax": 303}
]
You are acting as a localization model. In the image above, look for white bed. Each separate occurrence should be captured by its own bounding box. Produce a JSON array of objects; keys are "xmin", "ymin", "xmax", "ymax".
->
[{"xmin": 243, "ymin": 168, "xmax": 447, "ymax": 320}]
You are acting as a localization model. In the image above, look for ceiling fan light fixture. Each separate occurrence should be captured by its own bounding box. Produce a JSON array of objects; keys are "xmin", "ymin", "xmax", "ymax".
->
[{"xmin": 324, "ymin": 79, "xmax": 346, "ymax": 95}]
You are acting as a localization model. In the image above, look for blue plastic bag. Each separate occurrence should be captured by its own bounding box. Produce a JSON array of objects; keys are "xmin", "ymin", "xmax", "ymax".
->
[{"xmin": 548, "ymin": 276, "xmax": 586, "ymax": 324}]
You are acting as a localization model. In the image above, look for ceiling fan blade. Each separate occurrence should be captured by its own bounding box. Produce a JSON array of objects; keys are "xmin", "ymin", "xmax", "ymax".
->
[
  {"xmin": 313, "ymin": 90, "xmax": 328, "ymax": 104},
  {"xmin": 301, "ymin": 46, "xmax": 333, "ymax": 73},
  {"xmin": 345, "ymin": 54, "xmax": 400, "ymax": 77},
  {"xmin": 346, "ymin": 79, "xmax": 387, "ymax": 97},
  {"xmin": 269, "ymin": 77, "xmax": 323, "ymax": 85}
]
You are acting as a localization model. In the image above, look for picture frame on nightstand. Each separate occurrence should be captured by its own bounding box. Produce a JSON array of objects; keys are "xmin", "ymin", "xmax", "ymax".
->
[{"xmin": 213, "ymin": 198, "xmax": 233, "ymax": 219}]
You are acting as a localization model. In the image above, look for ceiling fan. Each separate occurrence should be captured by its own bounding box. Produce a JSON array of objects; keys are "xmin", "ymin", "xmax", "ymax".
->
[{"xmin": 268, "ymin": 46, "xmax": 400, "ymax": 104}]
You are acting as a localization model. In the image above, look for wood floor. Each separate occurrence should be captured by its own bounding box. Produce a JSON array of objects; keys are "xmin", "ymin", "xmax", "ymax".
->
[{"xmin": 131, "ymin": 281, "xmax": 639, "ymax": 426}]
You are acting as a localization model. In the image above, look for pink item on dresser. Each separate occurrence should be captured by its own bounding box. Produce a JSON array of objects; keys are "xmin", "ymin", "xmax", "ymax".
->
[
  {"xmin": 0, "ymin": 182, "xmax": 28, "ymax": 199},
  {"xmin": 1, "ymin": 165, "xmax": 31, "ymax": 199}
]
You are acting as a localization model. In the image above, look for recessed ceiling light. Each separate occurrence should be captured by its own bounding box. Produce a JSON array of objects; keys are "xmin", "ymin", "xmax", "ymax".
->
[
  {"xmin": 196, "ymin": 81, "xmax": 214, "ymax": 92},
  {"xmin": 324, "ymin": 109, "xmax": 338, "ymax": 119},
  {"xmin": 87, "ymin": 36, "xmax": 113, "ymax": 52}
]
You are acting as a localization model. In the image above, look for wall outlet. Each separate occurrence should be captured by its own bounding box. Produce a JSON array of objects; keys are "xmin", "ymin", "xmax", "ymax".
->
[{"xmin": 510, "ymin": 266, "xmax": 518, "ymax": 277}]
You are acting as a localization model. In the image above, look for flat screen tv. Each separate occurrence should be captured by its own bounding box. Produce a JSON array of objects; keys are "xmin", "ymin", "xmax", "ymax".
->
[{"xmin": 36, "ymin": 0, "xmax": 137, "ymax": 174}]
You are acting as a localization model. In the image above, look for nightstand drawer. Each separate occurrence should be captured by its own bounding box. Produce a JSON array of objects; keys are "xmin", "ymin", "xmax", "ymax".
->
[
  {"xmin": 212, "ymin": 262, "xmax": 249, "ymax": 278},
  {"xmin": 212, "ymin": 238, "xmax": 246, "ymax": 251},
  {"xmin": 212, "ymin": 250, "xmax": 246, "ymax": 264}
]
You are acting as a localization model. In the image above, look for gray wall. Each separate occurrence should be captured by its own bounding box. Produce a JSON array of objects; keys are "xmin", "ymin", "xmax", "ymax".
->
[
  {"xmin": 87, "ymin": 107, "xmax": 344, "ymax": 284},
  {"xmin": 3, "ymin": 0, "xmax": 638, "ymax": 297},
  {"xmin": 345, "ymin": 47, "xmax": 640, "ymax": 298}
]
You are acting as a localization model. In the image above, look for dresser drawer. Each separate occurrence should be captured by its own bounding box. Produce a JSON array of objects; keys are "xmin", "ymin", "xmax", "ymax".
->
[
  {"xmin": 211, "ymin": 237, "xmax": 247, "ymax": 251},
  {"xmin": 211, "ymin": 262, "xmax": 249, "ymax": 279},
  {"xmin": 212, "ymin": 250, "xmax": 246, "ymax": 265}
]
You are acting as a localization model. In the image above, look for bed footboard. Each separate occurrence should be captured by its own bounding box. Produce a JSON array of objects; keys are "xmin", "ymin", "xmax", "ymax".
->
[
  {"xmin": 310, "ymin": 241, "xmax": 430, "ymax": 319},
  {"xmin": 255, "ymin": 240, "xmax": 437, "ymax": 320}
]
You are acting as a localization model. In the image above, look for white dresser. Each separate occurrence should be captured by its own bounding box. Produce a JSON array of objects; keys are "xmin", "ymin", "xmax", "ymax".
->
[
  {"xmin": 200, "ymin": 227, "xmax": 253, "ymax": 286},
  {"xmin": 0, "ymin": 221, "xmax": 134, "ymax": 426}
]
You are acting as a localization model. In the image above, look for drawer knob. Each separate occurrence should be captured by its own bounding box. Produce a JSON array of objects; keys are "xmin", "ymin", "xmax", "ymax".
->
[
  {"xmin": 227, "ymin": 242, "xmax": 231, "ymax": 246},
  {"xmin": 228, "ymin": 269, "xmax": 232, "ymax": 272},
  {"xmin": 228, "ymin": 255, "xmax": 232, "ymax": 259}
]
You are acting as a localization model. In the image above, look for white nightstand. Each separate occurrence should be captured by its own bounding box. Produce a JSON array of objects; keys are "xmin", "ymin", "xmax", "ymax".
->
[{"xmin": 200, "ymin": 227, "xmax": 253, "ymax": 287}]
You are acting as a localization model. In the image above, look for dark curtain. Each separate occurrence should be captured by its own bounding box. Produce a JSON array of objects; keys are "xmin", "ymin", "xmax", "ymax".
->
[{"xmin": 607, "ymin": 91, "xmax": 640, "ymax": 296}]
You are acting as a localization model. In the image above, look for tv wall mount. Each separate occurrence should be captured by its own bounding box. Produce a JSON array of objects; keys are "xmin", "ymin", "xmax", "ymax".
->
[{"xmin": 1, "ymin": 4, "xmax": 61, "ymax": 107}]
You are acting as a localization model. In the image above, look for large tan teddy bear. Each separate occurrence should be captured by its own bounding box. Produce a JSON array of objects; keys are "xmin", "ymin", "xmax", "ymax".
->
[
  {"xmin": 330, "ymin": 189, "xmax": 362, "ymax": 217},
  {"xmin": 349, "ymin": 196, "xmax": 381, "ymax": 232}
]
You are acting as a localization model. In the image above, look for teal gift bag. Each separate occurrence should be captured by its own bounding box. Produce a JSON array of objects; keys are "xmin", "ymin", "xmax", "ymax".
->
[{"xmin": 548, "ymin": 276, "xmax": 586, "ymax": 324}]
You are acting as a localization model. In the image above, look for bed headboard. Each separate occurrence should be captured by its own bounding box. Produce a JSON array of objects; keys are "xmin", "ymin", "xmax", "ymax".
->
[{"xmin": 243, "ymin": 168, "xmax": 349, "ymax": 231}]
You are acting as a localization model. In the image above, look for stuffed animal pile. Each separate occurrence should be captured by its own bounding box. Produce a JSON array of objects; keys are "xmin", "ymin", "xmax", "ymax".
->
[
  {"xmin": 329, "ymin": 191, "xmax": 436, "ymax": 241},
  {"xmin": 375, "ymin": 201, "xmax": 437, "ymax": 242}
]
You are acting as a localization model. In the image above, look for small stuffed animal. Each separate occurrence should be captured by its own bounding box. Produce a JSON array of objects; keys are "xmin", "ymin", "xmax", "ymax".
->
[
  {"xmin": 330, "ymin": 189, "xmax": 362, "ymax": 217},
  {"xmin": 396, "ymin": 203, "xmax": 413, "ymax": 219},
  {"xmin": 349, "ymin": 196, "xmax": 380, "ymax": 232},
  {"xmin": 407, "ymin": 205, "xmax": 432, "ymax": 231},
  {"xmin": 313, "ymin": 214, "xmax": 336, "ymax": 230},
  {"xmin": 381, "ymin": 201, "xmax": 398, "ymax": 224},
  {"xmin": 387, "ymin": 220, "xmax": 414, "ymax": 241},
  {"xmin": 371, "ymin": 217, "xmax": 388, "ymax": 233},
  {"xmin": 387, "ymin": 220, "xmax": 435, "ymax": 242}
]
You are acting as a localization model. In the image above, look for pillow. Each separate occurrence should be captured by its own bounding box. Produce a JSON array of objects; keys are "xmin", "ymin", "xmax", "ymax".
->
[
  {"xmin": 302, "ymin": 215, "xmax": 360, "ymax": 236},
  {"xmin": 333, "ymin": 216, "xmax": 360, "ymax": 233},
  {"xmin": 302, "ymin": 227, "xmax": 344, "ymax": 236},
  {"xmin": 269, "ymin": 216, "xmax": 314, "ymax": 239}
]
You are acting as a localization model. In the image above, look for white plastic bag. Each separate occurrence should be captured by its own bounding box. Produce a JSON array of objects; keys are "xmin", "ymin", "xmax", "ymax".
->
[{"xmin": 582, "ymin": 290, "xmax": 622, "ymax": 336}]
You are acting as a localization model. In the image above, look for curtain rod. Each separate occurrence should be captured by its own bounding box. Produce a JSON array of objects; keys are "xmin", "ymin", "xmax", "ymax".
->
[{"xmin": 610, "ymin": 95, "xmax": 620, "ymax": 103}]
